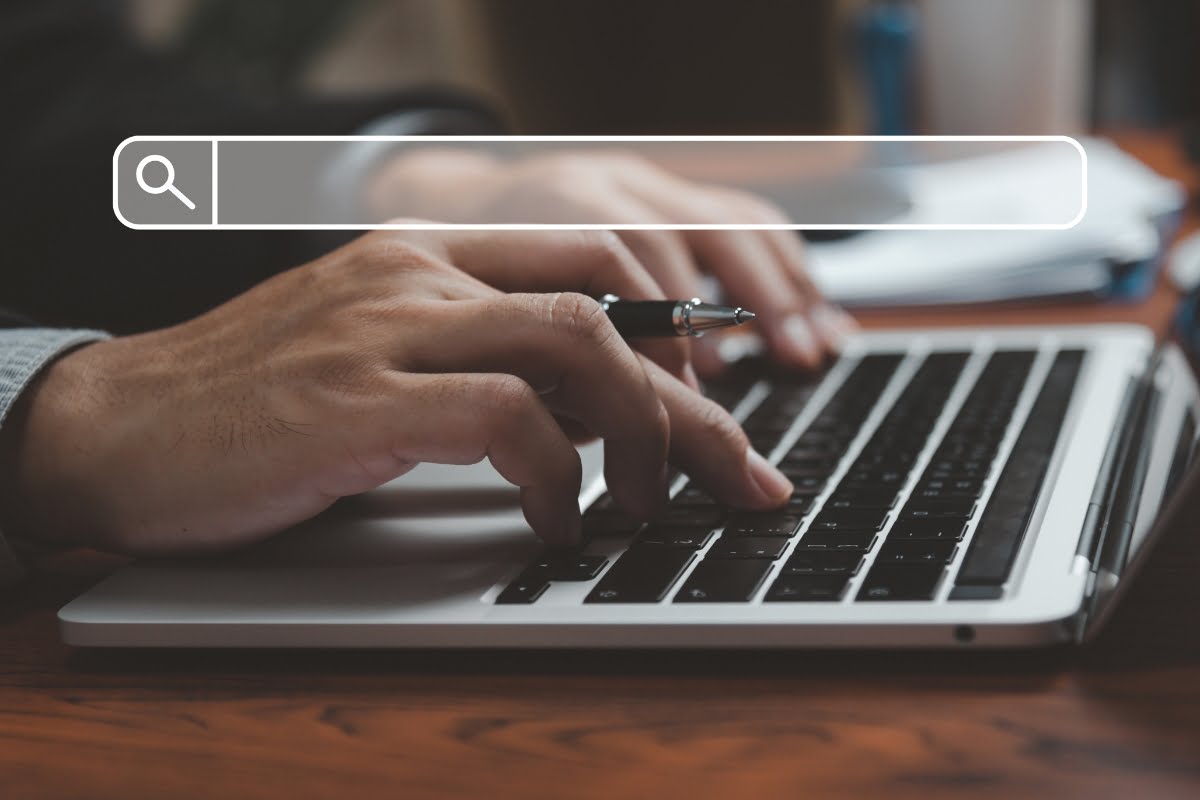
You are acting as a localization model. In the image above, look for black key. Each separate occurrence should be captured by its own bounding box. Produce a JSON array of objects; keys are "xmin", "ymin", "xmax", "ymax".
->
[
  {"xmin": 707, "ymin": 535, "xmax": 790, "ymax": 559},
  {"xmin": 798, "ymin": 530, "xmax": 877, "ymax": 551},
  {"xmin": 902, "ymin": 499, "xmax": 977, "ymax": 520},
  {"xmin": 949, "ymin": 585, "xmax": 1005, "ymax": 601},
  {"xmin": 916, "ymin": 479, "xmax": 984, "ymax": 497},
  {"xmin": 792, "ymin": 432, "xmax": 843, "ymax": 453},
  {"xmin": 842, "ymin": 468, "xmax": 909, "ymax": 485},
  {"xmin": 927, "ymin": 459, "xmax": 989, "ymax": 474},
  {"xmin": 852, "ymin": 452, "xmax": 919, "ymax": 470},
  {"xmin": 785, "ymin": 446, "xmax": 838, "ymax": 463},
  {"xmin": 888, "ymin": 519, "xmax": 967, "ymax": 541},
  {"xmin": 724, "ymin": 513, "xmax": 803, "ymax": 537},
  {"xmin": 876, "ymin": 539, "xmax": 958, "ymax": 565},
  {"xmin": 637, "ymin": 526, "xmax": 716, "ymax": 549},
  {"xmin": 934, "ymin": 443, "xmax": 995, "ymax": 461},
  {"xmin": 791, "ymin": 475, "xmax": 828, "ymax": 494},
  {"xmin": 780, "ymin": 457, "xmax": 836, "ymax": 473},
  {"xmin": 584, "ymin": 546, "xmax": 695, "ymax": 603},
  {"xmin": 781, "ymin": 464, "xmax": 834, "ymax": 481},
  {"xmin": 528, "ymin": 553, "xmax": 609, "ymax": 580},
  {"xmin": 582, "ymin": 513, "xmax": 643, "ymax": 538},
  {"xmin": 742, "ymin": 414, "xmax": 794, "ymax": 435},
  {"xmin": 674, "ymin": 559, "xmax": 773, "ymax": 602},
  {"xmin": 908, "ymin": 488, "xmax": 981, "ymax": 503},
  {"xmin": 786, "ymin": 494, "xmax": 817, "ymax": 514},
  {"xmin": 657, "ymin": 508, "xmax": 725, "ymax": 527},
  {"xmin": 765, "ymin": 573, "xmax": 850, "ymax": 601},
  {"xmin": 825, "ymin": 490, "xmax": 899, "ymax": 509},
  {"xmin": 926, "ymin": 468, "xmax": 987, "ymax": 482},
  {"xmin": 495, "ymin": 573, "xmax": 550, "ymax": 604},
  {"xmin": 671, "ymin": 486, "xmax": 717, "ymax": 507},
  {"xmin": 810, "ymin": 509, "xmax": 889, "ymax": 531},
  {"xmin": 782, "ymin": 550, "xmax": 863, "ymax": 575},
  {"xmin": 956, "ymin": 351, "xmax": 1083, "ymax": 587},
  {"xmin": 856, "ymin": 564, "xmax": 945, "ymax": 601}
]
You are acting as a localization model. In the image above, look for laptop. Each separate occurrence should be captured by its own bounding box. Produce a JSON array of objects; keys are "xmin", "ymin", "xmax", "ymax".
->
[{"xmin": 59, "ymin": 324, "xmax": 1200, "ymax": 649}]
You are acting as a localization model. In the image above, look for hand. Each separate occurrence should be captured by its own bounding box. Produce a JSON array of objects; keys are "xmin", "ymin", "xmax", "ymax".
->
[
  {"xmin": 0, "ymin": 230, "xmax": 793, "ymax": 556},
  {"xmin": 367, "ymin": 148, "xmax": 857, "ymax": 374}
]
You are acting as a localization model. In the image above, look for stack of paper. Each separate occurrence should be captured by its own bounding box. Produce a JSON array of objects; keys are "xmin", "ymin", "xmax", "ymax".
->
[{"xmin": 804, "ymin": 139, "xmax": 1185, "ymax": 306}]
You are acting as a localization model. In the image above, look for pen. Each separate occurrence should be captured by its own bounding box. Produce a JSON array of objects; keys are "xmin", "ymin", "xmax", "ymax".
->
[{"xmin": 599, "ymin": 294, "xmax": 757, "ymax": 338}]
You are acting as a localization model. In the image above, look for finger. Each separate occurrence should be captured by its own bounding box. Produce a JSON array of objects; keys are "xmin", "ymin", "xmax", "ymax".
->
[
  {"xmin": 440, "ymin": 229, "xmax": 695, "ymax": 387},
  {"xmin": 367, "ymin": 372, "xmax": 584, "ymax": 546},
  {"xmin": 732, "ymin": 196, "xmax": 859, "ymax": 354},
  {"xmin": 616, "ymin": 227, "xmax": 703, "ymax": 299},
  {"xmin": 617, "ymin": 178, "xmax": 822, "ymax": 369},
  {"xmin": 685, "ymin": 227, "xmax": 822, "ymax": 369},
  {"xmin": 397, "ymin": 292, "xmax": 671, "ymax": 519},
  {"xmin": 639, "ymin": 357, "xmax": 793, "ymax": 509}
]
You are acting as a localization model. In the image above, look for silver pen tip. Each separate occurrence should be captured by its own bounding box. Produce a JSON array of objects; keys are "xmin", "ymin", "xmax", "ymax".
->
[{"xmin": 735, "ymin": 308, "xmax": 756, "ymax": 324}]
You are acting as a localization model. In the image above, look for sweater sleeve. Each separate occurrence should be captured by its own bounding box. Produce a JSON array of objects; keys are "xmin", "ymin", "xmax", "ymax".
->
[{"xmin": 0, "ymin": 327, "xmax": 110, "ymax": 586}]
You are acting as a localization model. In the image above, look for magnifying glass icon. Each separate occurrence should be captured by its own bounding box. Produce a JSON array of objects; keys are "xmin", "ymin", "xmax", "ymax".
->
[{"xmin": 135, "ymin": 154, "xmax": 196, "ymax": 210}]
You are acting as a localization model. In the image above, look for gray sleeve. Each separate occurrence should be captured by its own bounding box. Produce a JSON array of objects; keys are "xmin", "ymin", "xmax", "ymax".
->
[{"xmin": 0, "ymin": 328, "xmax": 110, "ymax": 587}]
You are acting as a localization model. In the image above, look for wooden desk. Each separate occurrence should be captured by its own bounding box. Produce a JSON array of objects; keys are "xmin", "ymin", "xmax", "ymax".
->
[{"xmin": 3, "ymin": 133, "xmax": 1199, "ymax": 800}]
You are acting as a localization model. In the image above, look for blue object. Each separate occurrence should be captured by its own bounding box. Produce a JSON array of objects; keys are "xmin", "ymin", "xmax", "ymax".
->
[
  {"xmin": 855, "ymin": 0, "xmax": 918, "ymax": 136},
  {"xmin": 1107, "ymin": 208, "xmax": 1184, "ymax": 302},
  {"xmin": 1173, "ymin": 286, "xmax": 1200, "ymax": 363}
]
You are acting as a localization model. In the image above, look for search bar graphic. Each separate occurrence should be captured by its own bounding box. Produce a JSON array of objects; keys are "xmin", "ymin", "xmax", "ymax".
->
[{"xmin": 113, "ymin": 135, "xmax": 1088, "ymax": 231}]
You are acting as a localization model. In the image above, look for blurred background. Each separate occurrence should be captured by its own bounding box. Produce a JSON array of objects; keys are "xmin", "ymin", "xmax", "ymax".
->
[
  {"xmin": 124, "ymin": 0, "xmax": 1200, "ymax": 137},
  {"xmin": 7, "ymin": 0, "xmax": 1200, "ymax": 331}
]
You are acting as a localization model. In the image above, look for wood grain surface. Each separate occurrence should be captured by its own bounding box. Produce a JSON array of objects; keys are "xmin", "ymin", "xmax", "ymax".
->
[{"xmin": 2, "ymin": 133, "xmax": 1199, "ymax": 800}]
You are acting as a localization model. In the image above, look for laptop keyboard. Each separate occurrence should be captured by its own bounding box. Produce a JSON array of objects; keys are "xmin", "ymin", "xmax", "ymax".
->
[{"xmin": 496, "ymin": 348, "xmax": 1084, "ymax": 606}]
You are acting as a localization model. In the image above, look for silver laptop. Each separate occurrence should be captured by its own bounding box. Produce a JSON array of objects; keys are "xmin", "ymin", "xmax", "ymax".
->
[{"xmin": 59, "ymin": 324, "xmax": 1200, "ymax": 649}]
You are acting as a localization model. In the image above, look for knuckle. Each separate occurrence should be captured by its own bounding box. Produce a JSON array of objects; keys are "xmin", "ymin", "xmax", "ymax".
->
[
  {"xmin": 577, "ymin": 229, "xmax": 629, "ymax": 263},
  {"xmin": 356, "ymin": 233, "xmax": 439, "ymax": 278},
  {"xmin": 696, "ymin": 396, "xmax": 749, "ymax": 449},
  {"xmin": 309, "ymin": 350, "xmax": 382, "ymax": 400},
  {"xmin": 545, "ymin": 292, "xmax": 612, "ymax": 346},
  {"xmin": 478, "ymin": 374, "xmax": 539, "ymax": 419}
]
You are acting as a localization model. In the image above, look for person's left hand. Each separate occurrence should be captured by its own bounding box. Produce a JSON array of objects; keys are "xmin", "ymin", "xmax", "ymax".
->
[{"xmin": 366, "ymin": 148, "xmax": 856, "ymax": 375}]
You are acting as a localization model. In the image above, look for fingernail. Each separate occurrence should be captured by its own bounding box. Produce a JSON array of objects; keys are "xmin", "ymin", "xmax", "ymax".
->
[
  {"xmin": 811, "ymin": 305, "xmax": 857, "ymax": 350},
  {"xmin": 782, "ymin": 314, "xmax": 821, "ymax": 364},
  {"xmin": 745, "ymin": 447, "xmax": 793, "ymax": 505}
]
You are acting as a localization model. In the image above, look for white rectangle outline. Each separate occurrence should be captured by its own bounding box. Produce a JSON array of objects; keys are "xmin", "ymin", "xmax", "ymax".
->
[{"xmin": 113, "ymin": 135, "xmax": 1088, "ymax": 231}]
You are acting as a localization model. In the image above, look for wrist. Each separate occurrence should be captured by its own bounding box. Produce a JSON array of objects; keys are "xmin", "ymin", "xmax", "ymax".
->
[{"xmin": 0, "ymin": 340, "xmax": 121, "ymax": 548}]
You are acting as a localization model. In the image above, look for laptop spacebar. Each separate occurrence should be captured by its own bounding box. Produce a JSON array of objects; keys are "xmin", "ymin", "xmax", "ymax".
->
[{"xmin": 951, "ymin": 351, "xmax": 1083, "ymax": 598}]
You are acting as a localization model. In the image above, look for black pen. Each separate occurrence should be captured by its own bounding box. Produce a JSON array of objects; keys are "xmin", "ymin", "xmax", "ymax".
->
[{"xmin": 599, "ymin": 294, "xmax": 756, "ymax": 338}]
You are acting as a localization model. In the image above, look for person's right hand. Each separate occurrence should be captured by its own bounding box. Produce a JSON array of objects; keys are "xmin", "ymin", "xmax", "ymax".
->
[{"xmin": 2, "ymin": 230, "xmax": 794, "ymax": 556}]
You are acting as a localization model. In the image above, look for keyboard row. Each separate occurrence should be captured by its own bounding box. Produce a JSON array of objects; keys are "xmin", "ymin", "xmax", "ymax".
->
[{"xmin": 496, "ymin": 348, "xmax": 1081, "ymax": 606}]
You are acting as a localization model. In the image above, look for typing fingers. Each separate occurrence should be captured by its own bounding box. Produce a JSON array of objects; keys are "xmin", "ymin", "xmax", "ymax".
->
[
  {"xmin": 364, "ymin": 372, "xmax": 585, "ymax": 546},
  {"xmin": 396, "ymin": 292, "xmax": 671, "ymax": 519},
  {"xmin": 638, "ymin": 356, "xmax": 794, "ymax": 510}
]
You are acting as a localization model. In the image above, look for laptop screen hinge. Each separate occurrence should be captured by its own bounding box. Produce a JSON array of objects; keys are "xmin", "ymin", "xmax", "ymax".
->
[{"xmin": 1074, "ymin": 349, "xmax": 1165, "ymax": 641}]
